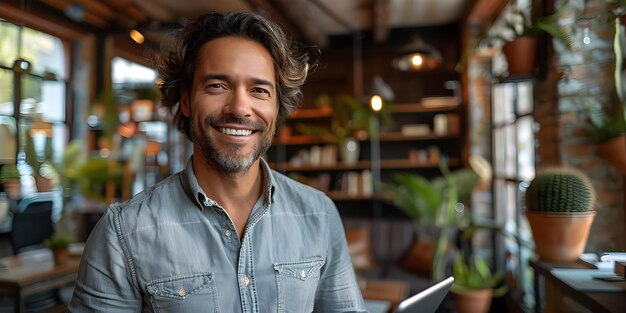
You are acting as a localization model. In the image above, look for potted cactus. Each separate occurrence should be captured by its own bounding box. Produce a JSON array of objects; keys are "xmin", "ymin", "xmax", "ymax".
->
[{"xmin": 524, "ymin": 167, "xmax": 596, "ymax": 262}]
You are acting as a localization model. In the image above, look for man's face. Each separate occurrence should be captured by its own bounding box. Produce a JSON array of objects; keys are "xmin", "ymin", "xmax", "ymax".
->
[{"xmin": 181, "ymin": 37, "xmax": 278, "ymax": 174}]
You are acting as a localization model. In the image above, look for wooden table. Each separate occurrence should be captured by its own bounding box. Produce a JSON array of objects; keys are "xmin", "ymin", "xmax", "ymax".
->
[
  {"xmin": 0, "ymin": 249, "xmax": 80, "ymax": 313},
  {"xmin": 360, "ymin": 279, "xmax": 409, "ymax": 312},
  {"xmin": 530, "ymin": 259, "xmax": 625, "ymax": 313}
]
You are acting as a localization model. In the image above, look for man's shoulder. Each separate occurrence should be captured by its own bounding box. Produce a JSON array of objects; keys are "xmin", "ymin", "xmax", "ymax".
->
[
  {"xmin": 115, "ymin": 173, "xmax": 186, "ymax": 214},
  {"xmin": 270, "ymin": 169, "xmax": 335, "ymax": 210}
]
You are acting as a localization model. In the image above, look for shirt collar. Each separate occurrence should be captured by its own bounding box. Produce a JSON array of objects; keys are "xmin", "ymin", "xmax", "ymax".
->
[{"xmin": 180, "ymin": 156, "xmax": 276, "ymax": 211}]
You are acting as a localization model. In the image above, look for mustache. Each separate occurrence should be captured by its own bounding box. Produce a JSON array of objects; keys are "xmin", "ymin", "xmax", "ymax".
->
[{"xmin": 204, "ymin": 117, "xmax": 265, "ymax": 131}]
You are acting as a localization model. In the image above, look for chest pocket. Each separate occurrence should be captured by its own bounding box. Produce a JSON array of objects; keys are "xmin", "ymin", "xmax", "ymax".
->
[
  {"xmin": 146, "ymin": 272, "xmax": 218, "ymax": 313},
  {"xmin": 273, "ymin": 258, "xmax": 325, "ymax": 313}
]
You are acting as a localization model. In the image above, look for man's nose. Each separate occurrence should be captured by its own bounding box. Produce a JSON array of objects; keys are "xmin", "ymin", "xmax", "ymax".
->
[{"xmin": 224, "ymin": 87, "xmax": 252, "ymax": 118}]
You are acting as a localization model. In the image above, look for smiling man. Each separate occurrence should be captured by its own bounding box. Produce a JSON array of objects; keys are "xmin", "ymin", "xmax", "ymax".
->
[{"xmin": 68, "ymin": 12, "xmax": 367, "ymax": 313}]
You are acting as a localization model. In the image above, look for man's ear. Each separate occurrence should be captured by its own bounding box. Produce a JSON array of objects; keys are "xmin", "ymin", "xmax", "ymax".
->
[{"xmin": 180, "ymin": 89, "xmax": 191, "ymax": 117}]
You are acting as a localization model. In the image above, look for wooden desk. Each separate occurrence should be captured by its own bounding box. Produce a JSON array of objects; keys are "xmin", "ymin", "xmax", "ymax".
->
[
  {"xmin": 530, "ymin": 259, "xmax": 625, "ymax": 313},
  {"xmin": 0, "ymin": 249, "xmax": 79, "ymax": 313},
  {"xmin": 360, "ymin": 279, "xmax": 409, "ymax": 311}
]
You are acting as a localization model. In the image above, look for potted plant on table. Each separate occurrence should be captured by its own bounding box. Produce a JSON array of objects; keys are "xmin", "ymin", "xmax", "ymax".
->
[
  {"xmin": 45, "ymin": 233, "xmax": 74, "ymax": 265},
  {"xmin": 451, "ymin": 254, "xmax": 507, "ymax": 313},
  {"xmin": 524, "ymin": 167, "xmax": 596, "ymax": 262},
  {"xmin": 1, "ymin": 164, "xmax": 22, "ymax": 200}
]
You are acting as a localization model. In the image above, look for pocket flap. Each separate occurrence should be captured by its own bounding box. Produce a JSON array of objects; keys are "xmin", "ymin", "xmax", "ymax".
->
[
  {"xmin": 273, "ymin": 258, "xmax": 325, "ymax": 281},
  {"xmin": 146, "ymin": 273, "xmax": 214, "ymax": 300}
]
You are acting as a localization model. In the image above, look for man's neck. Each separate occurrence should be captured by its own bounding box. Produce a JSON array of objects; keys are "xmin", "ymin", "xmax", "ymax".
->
[{"xmin": 191, "ymin": 152, "xmax": 264, "ymax": 238}]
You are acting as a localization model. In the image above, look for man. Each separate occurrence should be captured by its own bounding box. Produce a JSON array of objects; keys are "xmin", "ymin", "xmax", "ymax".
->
[{"xmin": 68, "ymin": 11, "xmax": 367, "ymax": 312}]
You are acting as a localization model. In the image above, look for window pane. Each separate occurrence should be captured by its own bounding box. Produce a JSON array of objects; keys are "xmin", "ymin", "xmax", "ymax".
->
[
  {"xmin": 21, "ymin": 27, "xmax": 66, "ymax": 79},
  {"xmin": 20, "ymin": 74, "xmax": 42, "ymax": 116},
  {"xmin": 0, "ymin": 68, "xmax": 14, "ymax": 116},
  {"xmin": 112, "ymin": 57, "xmax": 156, "ymax": 86},
  {"xmin": 0, "ymin": 20, "xmax": 19, "ymax": 68},
  {"xmin": 41, "ymin": 80, "xmax": 66, "ymax": 122}
]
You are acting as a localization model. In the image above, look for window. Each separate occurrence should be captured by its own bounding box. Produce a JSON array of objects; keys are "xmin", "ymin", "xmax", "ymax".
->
[
  {"xmin": 492, "ymin": 80, "xmax": 536, "ymax": 309},
  {"xmin": 0, "ymin": 19, "xmax": 69, "ymax": 175}
]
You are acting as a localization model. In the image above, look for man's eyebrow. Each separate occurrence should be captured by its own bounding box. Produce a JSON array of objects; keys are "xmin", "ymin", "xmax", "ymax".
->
[
  {"xmin": 199, "ymin": 74, "xmax": 275, "ymax": 90},
  {"xmin": 250, "ymin": 78, "xmax": 275, "ymax": 90},
  {"xmin": 200, "ymin": 74, "xmax": 229, "ymax": 85}
]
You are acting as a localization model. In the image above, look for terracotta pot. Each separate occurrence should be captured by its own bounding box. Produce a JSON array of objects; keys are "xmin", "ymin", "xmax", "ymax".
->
[
  {"xmin": 2, "ymin": 180, "xmax": 21, "ymax": 200},
  {"xmin": 598, "ymin": 135, "xmax": 626, "ymax": 176},
  {"xmin": 502, "ymin": 36, "xmax": 538, "ymax": 76},
  {"xmin": 52, "ymin": 248, "xmax": 70, "ymax": 265},
  {"xmin": 35, "ymin": 175, "xmax": 54, "ymax": 192},
  {"xmin": 453, "ymin": 289, "xmax": 492, "ymax": 313},
  {"xmin": 526, "ymin": 211, "xmax": 596, "ymax": 262}
]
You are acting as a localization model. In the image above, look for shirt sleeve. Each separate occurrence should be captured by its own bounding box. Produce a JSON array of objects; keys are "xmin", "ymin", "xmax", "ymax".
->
[
  {"xmin": 67, "ymin": 204, "xmax": 143, "ymax": 312},
  {"xmin": 314, "ymin": 197, "xmax": 368, "ymax": 313}
]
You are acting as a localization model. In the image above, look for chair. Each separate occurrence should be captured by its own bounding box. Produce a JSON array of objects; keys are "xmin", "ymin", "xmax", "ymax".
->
[{"xmin": 9, "ymin": 192, "xmax": 55, "ymax": 254}]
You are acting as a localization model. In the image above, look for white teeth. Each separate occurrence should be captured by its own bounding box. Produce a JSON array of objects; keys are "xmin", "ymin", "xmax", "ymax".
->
[{"xmin": 220, "ymin": 128, "xmax": 252, "ymax": 136}]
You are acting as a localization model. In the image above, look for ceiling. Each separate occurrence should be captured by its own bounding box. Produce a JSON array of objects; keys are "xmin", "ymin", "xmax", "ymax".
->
[{"xmin": 35, "ymin": 0, "xmax": 475, "ymax": 48}]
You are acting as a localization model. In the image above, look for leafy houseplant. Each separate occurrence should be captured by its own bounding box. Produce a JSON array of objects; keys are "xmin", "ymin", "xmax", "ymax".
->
[
  {"xmin": 24, "ymin": 132, "xmax": 59, "ymax": 192},
  {"xmin": 524, "ymin": 167, "xmax": 596, "ymax": 261},
  {"xmin": 451, "ymin": 254, "xmax": 507, "ymax": 313},
  {"xmin": 296, "ymin": 94, "xmax": 392, "ymax": 165},
  {"xmin": 499, "ymin": 0, "xmax": 573, "ymax": 76},
  {"xmin": 381, "ymin": 161, "xmax": 480, "ymax": 281},
  {"xmin": 580, "ymin": 12, "xmax": 626, "ymax": 174},
  {"xmin": 1, "ymin": 164, "xmax": 22, "ymax": 199},
  {"xmin": 45, "ymin": 233, "xmax": 74, "ymax": 265}
]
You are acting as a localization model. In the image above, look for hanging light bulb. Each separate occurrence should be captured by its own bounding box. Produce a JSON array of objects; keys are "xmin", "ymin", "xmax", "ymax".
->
[
  {"xmin": 392, "ymin": 37, "xmax": 442, "ymax": 71},
  {"xmin": 130, "ymin": 29, "xmax": 145, "ymax": 44}
]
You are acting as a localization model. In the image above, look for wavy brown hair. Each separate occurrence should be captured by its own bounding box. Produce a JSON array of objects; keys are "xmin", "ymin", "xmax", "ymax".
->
[{"xmin": 155, "ymin": 12, "xmax": 314, "ymax": 140}]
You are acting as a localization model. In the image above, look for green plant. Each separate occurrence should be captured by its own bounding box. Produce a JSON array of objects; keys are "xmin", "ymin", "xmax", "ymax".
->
[
  {"xmin": 382, "ymin": 166, "xmax": 479, "ymax": 225},
  {"xmin": 296, "ymin": 94, "xmax": 392, "ymax": 145},
  {"xmin": 501, "ymin": 3, "xmax": 573, "ymax": 49},
  {"xmin": 524, "ymin": 167, "xmax": 596, "ymax": 212},
  {"xmin": 452, "ymin": 254, "xmax": 507, "ymax": 295},
  {"xmin": 580, "ymin": 10, "xmax": 626, "ymax": 143},
  {"xmin": 0, "ymin": 164, "xmax": 20, "ymax": 183},
  {"xmin": 44, "ymin": 233, "xmax": 74, "ymax": 250},
  {"xmin": 382, "ymin": 160, "xmax": 480, "ymax": 281}
]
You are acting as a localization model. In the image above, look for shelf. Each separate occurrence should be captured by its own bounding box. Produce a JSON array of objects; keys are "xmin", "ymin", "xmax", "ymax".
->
[
  {"xmin": 391, "ymin": 103, "xmax": 459, "ymax": 113},
  {"xmin": 275, "ymin": 132, "xmax": 459, "ymax": 145},
  {"xmin": 271, "ymin": 158, "xmax": 460, "ymax": 172},
  {"xmin": 286, "ymin": 102, "xmax": 459, "ymax": 121}
]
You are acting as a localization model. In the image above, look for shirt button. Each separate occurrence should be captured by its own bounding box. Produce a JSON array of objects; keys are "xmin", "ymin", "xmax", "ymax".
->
[
  {"xmin": 242, "ymin": 275, "xmax": 250, "ymax": 286},
  {"xmin": 178, "ymin": 287, "xmax": 186, "ymax": 297},
  {"xmin": 300, "ymin": 270, "xmax": 306, "ymax": 279},
  {"xmin": 225, "ymin": 230, "xmax": 232, "ymax": 237}
]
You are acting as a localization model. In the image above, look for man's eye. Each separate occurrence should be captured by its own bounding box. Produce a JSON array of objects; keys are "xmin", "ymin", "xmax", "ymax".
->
[
  {"xmin": 207, "ymin": 83, "xmax": 225, "ymax": 90},
  {"xmin": 252, "ymin": 87, "xmax": 269, "ymax": 95}
]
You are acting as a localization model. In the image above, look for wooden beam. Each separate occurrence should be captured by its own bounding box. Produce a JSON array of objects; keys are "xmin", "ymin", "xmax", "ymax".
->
[
  {"xmin": 372, "ymin": 0, "xmax": 391, "ymax": 43},
  {"xmin": 466, "ymin": 0, "xmax": 509, "ymax": 27},
  {"xmin": 259, "ymin": 0, "xmax": 327, "ymax": 48},
  {"xmin": 244, "ymin": 0, "xmax": 315, "ymax": 46},
  {"xmin": 40, "ymin": 0, "xmax": 111, "ymax": 29},
  {"xmin": 0, "ymin": 1, "xmax": 86, "ymax": 38}
]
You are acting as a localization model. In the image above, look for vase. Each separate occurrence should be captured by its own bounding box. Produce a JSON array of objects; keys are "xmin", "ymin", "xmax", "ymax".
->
[{"xmin": 338, "ymin": 137, "xmax": 360, "ymax": 165}]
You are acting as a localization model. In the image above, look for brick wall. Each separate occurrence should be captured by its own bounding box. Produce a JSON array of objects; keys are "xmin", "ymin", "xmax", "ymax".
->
[{"xmin": 539, "ymin": 0, "xmax": 626, "ymax": 251}]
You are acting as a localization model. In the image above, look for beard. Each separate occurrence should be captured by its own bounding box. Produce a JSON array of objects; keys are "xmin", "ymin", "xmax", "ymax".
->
[{"xmin": 191, "ymin": 116, "xmax": 273, "ymax": 174}]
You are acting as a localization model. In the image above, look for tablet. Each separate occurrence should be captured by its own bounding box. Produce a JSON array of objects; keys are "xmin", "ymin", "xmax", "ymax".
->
[{"xmin": 396, "ymin": 276, "xmax": 454, "ymax": 313}]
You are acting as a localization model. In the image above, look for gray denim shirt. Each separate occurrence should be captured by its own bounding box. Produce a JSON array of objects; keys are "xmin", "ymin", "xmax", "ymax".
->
[{"xmin": 68, "ymin": 157, "xmax": 367, "ymax": 313}]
